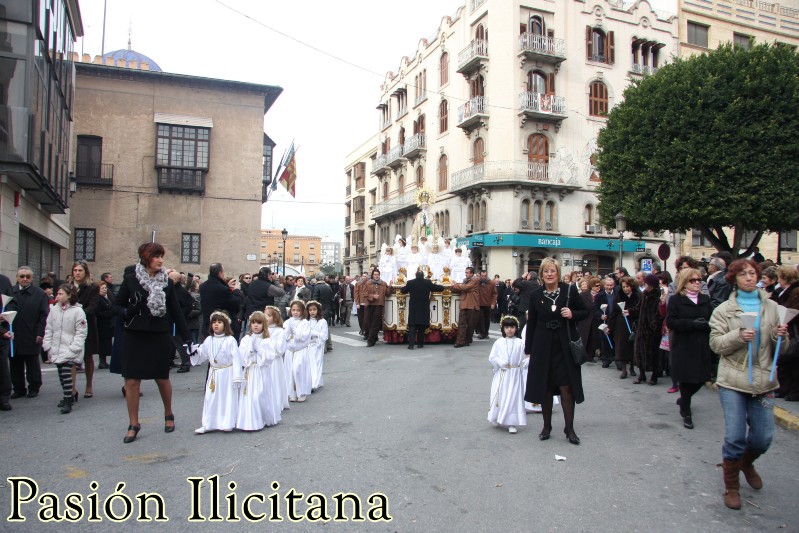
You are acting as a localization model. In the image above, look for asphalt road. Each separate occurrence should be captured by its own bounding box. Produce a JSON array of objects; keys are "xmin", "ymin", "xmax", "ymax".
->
[{"xmin": 1, "ymin": 324, "xmax": 798, "ymax": 532}]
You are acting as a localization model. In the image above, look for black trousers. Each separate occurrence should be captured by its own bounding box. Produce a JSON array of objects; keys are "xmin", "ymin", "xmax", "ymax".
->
[
  {"xmin": 365, "ymin": 305, "xmax": 384, "ymax": 344},
  {"xmin": 10, "ymin": 353, "xmax": 42, "ymax": 393},
  {"xmin": 478, "ymin": 306, "xmax": 492, "ymax": 337},
  {"xmin": 408, "ymin": 325, "xmax": 427, "ymax": 347},
  {"xmin": 357, "ymin": 305, "xmax": 366, "ymax": 333},
  {"xmin": 0, "ymin": 344, "xmax": 11, "ymax": 403},
  {"xmin": 455, "ymin": 309, "xmax": 479, "ymax": 345}
]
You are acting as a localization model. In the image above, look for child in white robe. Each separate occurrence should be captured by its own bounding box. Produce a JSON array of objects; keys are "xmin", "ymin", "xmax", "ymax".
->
[
  {"xmin": 191, "ymin": 311, "xmax": 242, "ymax": 434},
  {"xmin": 236, "ymin": 312, "xmax": 279, "ymax": 430},
  {"xmin": 378, "ymin": 247, "xmax": 397, "ymax": 285},
  {"xmin": 488, "ymin": 316, "xmax": 529, "ymax": 433},
  {"xmin": 306, "ymin": 301, "xmax": 329, "ymax": 392},
  {"xmin": 265, "ymin": 306, "xmax": 289, "ymax": 411},
  {"xmin": 406, "ymin": 245, "xmax": 422, "ymax": 278},
  {"xmin": 284, "ymin": 300, "xmax": 312, "ymax": 402}
]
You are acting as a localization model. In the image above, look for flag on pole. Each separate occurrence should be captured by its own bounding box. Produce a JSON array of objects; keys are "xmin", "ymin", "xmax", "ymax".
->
[
  {"xmin": 271, "ymin": 140, "xmax": 295, "ymax": 192},
  {"xmin": 279, "ymin": 148, "xmax": 298, "ymax": 197}
]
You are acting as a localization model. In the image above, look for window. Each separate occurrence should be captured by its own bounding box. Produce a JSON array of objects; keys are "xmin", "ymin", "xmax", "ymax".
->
[
  {"xmin": 309, "ymin": 254, "xmax": 316, "ymax": 263},
  {"xmin": 470, "ymin": 75, "xmax": 485, "ymax": 98},
  {"xmin": 181, "ymin": 233, "xmax": 201, "ymax": 264},
  {"xmin": 530, "ymin": 15, "xmax": 544, "ymax": 36},
  {"xmin": 589, "ymin": 81, "xmax": 609, "ymax": 116},
  {"xmin": 278, "ymin": 242, "xmax": 283, "ymax": 249},
  {"xmin": 439, "ymin": 100, "xmax": 448, "ymax": 133},
  {"xmin": 438, "ymin": 155, "xmax": 448, "ymax": 191},
  {"xmin": 156, "ymin": 124, "xmax": 210, "ymax": 191},
  {"xmin": 526, "ymin": 70, "xmax": 547, "ymax": 94},
  {"xmin": 479, "ymin": 200, "xmax": 487, "ymax": 231},
  {"xmin": 521, "ymin": 199, "xmax": 531, "ymax": 228},
  {"xmin": 545, "ymin": 201, "xmax": 556, "ymax": 231},
  {"xmin": 586, "ymin": 27, "xmax": 615, "ymax": 64},
  {"xmin": 310, "ymin": 242, "xmax": 315, "ymax": 249},
  {"xmin": 75, "ymin": 135, "xmax": 104, "ymax": 182},
  {"xmin": 527, "ymin": 134, "xmax": 549, "ymax": 165},
  {"xmin": 383, "ymin": 180, "xmax": 389, "ymax": 199},
  {"xmin": 18, "ymin": 228, "xmax": 61, "ymax": 281},
  {"xmin": 692, "ymin": 231, "xmax": 708, "ymax": 247},
  {"xmin": 294, "ymin": 253, "xmax": 300, "ymax": 263},
  {"xmin": 533, "ymin": 200, "xmax": 543, "ymax": 229},
  {"xmin": 261, "ymin": 242, "xmax": 266, "ymax": 248},
  {"xmin": 781, "ymin": 231, "xmax": 798, "ymax": 252},
  {"xmin": 398, "ymin": 174, "xmax": 405, "ymax": 191},
  {"xmin": 733, "ymin": 33, "xmax": 751, "ymax": 50},
  {"xmin": 261, "ymin": 253, "xmax": 267, "ymax": 260},
  {"xmin": 294, "ymin": 242, "xmax": 300, "ymax": 249},
  {"xmin": 440, "ymin": 52, "xmax": 449, "ymax": 86},
  {"xmin": 416, "ymin": 165, "xmax": 424, "ymax": 188},
  {"xmin": 262, "ymin": 136, "xmax": 274, "ymax": 183},
  {"xmin": 687, "ymin": 22, "xmax": 709, "ymax": 48},
  {"xmin": 74, "ymin": 228, "xmax": 96, "ymax": 262},
  {"xmin": 473, "ymin": 138, "xmax": 484, "ymax": 165}
]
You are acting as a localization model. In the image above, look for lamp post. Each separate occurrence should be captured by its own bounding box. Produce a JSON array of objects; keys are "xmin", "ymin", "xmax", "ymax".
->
[
  {"xmin": 268, "ymin": 253, "xmax": 272, "ymax": 270},
  {"xmin": 614, "ymin": 212, "xmax": 626, "ymax": 272},
  {"xmin": 281, "ymin": 228, "xmax": 288, "ymax": 275}
]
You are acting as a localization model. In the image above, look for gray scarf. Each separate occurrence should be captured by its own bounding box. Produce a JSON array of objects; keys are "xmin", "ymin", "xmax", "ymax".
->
[{"xmin": 134, "ymin": 263, "xmax": 168, "ymax": 317}]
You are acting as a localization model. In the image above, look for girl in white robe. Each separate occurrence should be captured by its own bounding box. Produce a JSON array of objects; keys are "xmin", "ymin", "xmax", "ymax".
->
[
  {"xmin": 407, "ymin": 245, "xmax": 422, "ymax": 278},
  {"xmin": 488, "ymin": 316, "xmax": 529, "ymax": 433},
  {"xmin": 306, "ymin": 301, "xmax": 329, "ymax": 392},
  {"xmin": 236, "ymin": 312, "xmax": 279, "ymax": 430},
  {"xmin": 378, "ymin": 248, "xmax": 397, "ymax": 285},
  {"xmin": 394, "ymin": 239, "xmax": 409, "ymax": 276},
  {"xmin": 191, "ymin": 312, "xmax": 242, "ymax": 434},
  {"xmin": 284, "ymin": 301, "xmax": 312, "ymax": 402},
  {"xmin": 265, "ymin": 306, "xmax": 289, "ymax": 411},
  {"xmin": 427, "ymin": 245, "xmax": 448, "ymax": 281}
]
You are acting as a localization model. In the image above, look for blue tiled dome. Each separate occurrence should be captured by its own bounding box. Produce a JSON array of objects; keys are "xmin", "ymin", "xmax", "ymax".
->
[{"xmin": 102, "ymin": 49, "xmax": 162, "ymax": 71}]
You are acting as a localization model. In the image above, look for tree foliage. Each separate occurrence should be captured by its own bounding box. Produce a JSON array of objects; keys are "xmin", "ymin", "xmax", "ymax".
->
[{"xmin": 596, "ymin": 43, "xmax": 799, "ymax": 256}]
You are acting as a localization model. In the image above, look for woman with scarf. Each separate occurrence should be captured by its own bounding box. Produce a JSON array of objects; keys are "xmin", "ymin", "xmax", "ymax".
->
[
  {"xmin": 633, "ymin": 274, "xmax": 666, "ymax": 385},
  {"xmin": 115, "ymin": 243, "xmax": 190, "ymax": 443}
]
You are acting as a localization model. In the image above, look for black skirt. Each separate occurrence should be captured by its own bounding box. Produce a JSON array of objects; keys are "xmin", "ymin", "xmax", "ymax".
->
[
  {"xmin": 547, "ymin": 341, "xmax": 570, "ymax": 389},
  {"xmin": 121, "ymin": 330, "xmax": 173, "ymax": 380}
]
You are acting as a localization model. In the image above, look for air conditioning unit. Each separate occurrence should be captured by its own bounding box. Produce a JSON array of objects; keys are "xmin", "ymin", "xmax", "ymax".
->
[
  {"xmin": 466, "ymin": 224, "xmax": 474, "ymax": 232},
  {"xmin": 521, "ymin": 219, "xmax": 529, "ymax": 229},
  {"xmin": 585, "ymin": 224, "xmax": 600, "ymax": 233}
]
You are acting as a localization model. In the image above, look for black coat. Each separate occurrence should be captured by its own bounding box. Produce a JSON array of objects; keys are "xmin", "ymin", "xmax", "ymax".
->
[
  {"xmin": 6, "ymin": 284, "xmax": 49, "ymax": 354},
  {"xmin": 512, "ymin": 278, "xmax": 540, "ymax": 313},
  {"xmin": 77, "ymin": 282, "xmax": 100, "ymax": 355},
  {"xmin": 634, "ymin": 289, "xmax": 664, "ymax": 370},
  {"xmin": 244, "ymin": 278, "xmax": 285, "ymax": 316},
  {"xmin": 0, "ymin": 275, "xmax": 13, "ymax": 342},
  {"xmin": 96, "ymin": 295, "xmax": 121, "ymax": 341},
  {"xmin": 400, "ymin": 275, "xmax": 444, "ymax": 326},
  {"xmin": 173, "ymin": 283, "xmax": 194, "ymax": 322},
  {"xmin": 311, "ymin": 282, "xmax": 334, "ymax": 318},
  {"xmin": 115, "ymin": 267, "xmax": 190, "ymax": 341},
  {"xmin": 666, "ymin": 293, "xmax": 713, "ymax": 383},
  {"xmin": 199, "ymin": 276, "xmax": 241, "ymax": 337},
  {"xmin": 577, "ymin": 289, "xmax": 595, "ymax": 353},
  {"xmin": 608, "ymin": 288, "xmax": 640, "ymax": 362},
  {"xmin": 524, "ymin": 283, "xmax": 589, "ymax": 404}
]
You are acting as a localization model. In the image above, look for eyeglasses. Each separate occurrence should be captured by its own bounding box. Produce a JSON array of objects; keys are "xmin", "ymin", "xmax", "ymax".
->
[
  {"xmin": 18, "ymin": 274, "xmax": 31, "ymax": 279},
  {"xmin": 688, "ymin": 278, "xmax": 702, "ymax": 283}
]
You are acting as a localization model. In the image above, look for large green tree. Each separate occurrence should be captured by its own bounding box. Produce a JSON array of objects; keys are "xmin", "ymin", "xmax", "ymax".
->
[{"xmin": 596, "ymin": 42, "xmax": 799, "ymax": 257}]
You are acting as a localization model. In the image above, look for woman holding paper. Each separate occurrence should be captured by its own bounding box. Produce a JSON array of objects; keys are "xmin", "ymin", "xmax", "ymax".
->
[
  {"xmin": 709, "ymin": 258, "xmax": 789, "ymax": 510},
  {"xmin": 666, "ymin": 268, "xmax": 712, "ymax": 429},
  {"xmin": 607, "ymin": 277, "xmax": 639, "ymax": 379}
]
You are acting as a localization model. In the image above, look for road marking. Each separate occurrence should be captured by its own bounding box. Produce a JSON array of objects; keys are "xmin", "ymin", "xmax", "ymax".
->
[{"xmin": 331, "ymin": 334, "xmax": 365, "ymax": 347}]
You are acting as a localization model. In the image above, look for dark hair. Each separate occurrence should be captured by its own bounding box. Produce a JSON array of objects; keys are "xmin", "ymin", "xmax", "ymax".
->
[
  {"xmin": 725, "ymin": 259, "xmax": 762, "ymax": 285},
  {"xmin": 371, "ymin": 268, "xmax": 381, "ymax": 276},
  {"xmin": 100, "ymin": 272, "xmax": 112, "ymax": 282},
  {"xmin": 290, "ymin": 300, "xmax": 307, "ymax": 319},
  {"xmin": 500, "ymin": 316, "xmax": 519, "ymax": 337},
  {"xmin": 57, "ymin": 284, "xmax": 79, "ymax": 305},
  {"xmin": 209, "ymin": 263, "xmax": 224, "ymax": 279},
  {"xmin": 138, "ymin": 242, "xmax": 165, "ymax": 267},
  {"xmin": 209, "ymin": 311, "xmax": 234, "ymax": 336},
  {"xmin": 465, "ymin": 266, "xmax": 475, "ymax": 275},
  {"xmin": 674, "ymin": 255, "xmax": 699, "ymax": 270},
  {"xmin": 306, "ymin": 301, "xmax": 322, "ymax": 316}
]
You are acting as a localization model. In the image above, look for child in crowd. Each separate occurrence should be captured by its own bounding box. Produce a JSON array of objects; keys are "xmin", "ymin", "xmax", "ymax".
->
[
  {"xmin": 265, "ymin": 306, "xmax": 289, "ymax": 411},
  {"xmin": 236, "ymin": 311, "xmax": 279, "ymax": 430},
  {"xmin": 191, "ymin": 311, "xmax": 241, "ymax": 434},
  {"xmin": 488, "ymin": 316, "xmax": 529, "ymax": 434},
  {"xmin": 306, "ymin": 301, "xmax": 329, "ymax": 392},
  {"xmin": 284, "ymin": 301, "xmax": 312, "ymax": 402},
  {"xmin": 43, "ymin": 285, "xmax": 88, "ymax": 414}
]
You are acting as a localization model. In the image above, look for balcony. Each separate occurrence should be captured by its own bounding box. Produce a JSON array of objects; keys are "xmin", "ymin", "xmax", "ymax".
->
[
  {"xmin": 386, "ymin": 145, "xmax": 405, "ymax": 169},
  {"xmin": 157, "ymin": 168, "xmax": 205, "ymax": 194},
  {"xmin": 518, "ymin": 34, "xmax": 566, "ymax": 67},
  {"xmin": 414, "ymin": 92, "xmax": 427, "ymax": 107},
  {"xmin": 589, "ymin": 54, "xmax": 613, "ymax": 65},
  {"xmin": 372, "ymin": 189, "xmax": 418, "ymax": 219},
  {"xmin": 345, "ymin": 216, "xmax": 351, "ymax": 228},
  {"xmin": 630, "ymin": 64, "xmax": 658, "ymax": 75},
  {"xmin": 403, "ymin": 133, "xmax": 426, "ymax": 160},
  {"xmin": 457, "ymin": 96, "xmax": 489, "ymax": 131},
  {"xmin": 457, "ymin": 39, "xmax": 488, "ymax": 75},
  {"xmin": 470, "ymin": 0, "xmax": 486, "ymax": 12},
  {"xmin": 355, "ymin": 178, "xmax": 365, "ymax": 191},
  {"xmin": 518, "ymin": 92, "xmax": 567, "ymax": 128},
  {"xmin": 450, "ymin": 161, "xmax": 580, "ymax": 194},
  {"xmin": 396, "ymin": 106, "xmax": 408, "ymax": 120},
  {"xmin": 372, "ymin": 153, "xmax": 390, "ymax": 175},
  {"xmin": 345, "ymin": 184, "xmax": 351, "ymax": 196},
  {"xmin": 74, "ymin": 161, "xmax": 114, "ymax": 187}
]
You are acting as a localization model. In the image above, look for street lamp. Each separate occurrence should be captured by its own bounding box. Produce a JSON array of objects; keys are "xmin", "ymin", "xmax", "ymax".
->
[
  {"xmin": 268, "ymin": 253, "xmax": 272, "ymax": 269},
  {"xmin": 614, "ymin": 212, "xmax": 626, "ymax": 271},
  {"xmin": 281, "ymin": 228, "xmax": 288, "ymax": 275}
]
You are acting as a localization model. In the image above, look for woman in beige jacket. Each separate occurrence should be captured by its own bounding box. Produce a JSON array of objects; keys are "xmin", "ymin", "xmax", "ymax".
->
[{"xmin": 709, "ymin": 259, "xmax": 789, "ymax": 510}]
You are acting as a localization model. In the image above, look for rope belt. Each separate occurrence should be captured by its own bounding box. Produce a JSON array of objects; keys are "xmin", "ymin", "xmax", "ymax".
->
[{"xmin": 209, "ymin": 363, "xmax": 232, "ymax": 393}]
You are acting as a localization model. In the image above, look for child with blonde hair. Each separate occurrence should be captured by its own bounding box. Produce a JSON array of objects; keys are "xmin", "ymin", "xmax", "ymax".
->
[
  {"xmin": 306, "ymin": 301, "xmax": 329, "ymax": 392},
  {"xmin": 236, "ymin": 311, "xmax": 279, "ymax": 430},
  {"xmin": 265, "ymin": 306, "xmax": 289, "ymax": 411},
  {"xmin": 284, "ymin": 301, "xmax": 311, "ymax": 402}
]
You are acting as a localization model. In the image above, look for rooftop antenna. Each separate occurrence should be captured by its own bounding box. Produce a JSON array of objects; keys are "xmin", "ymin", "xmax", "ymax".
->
[
  {"xmin": 100, "ymin": 0, "xmax": 107, "ymax": 56},
  {"xmin": 128, "ymin": 18, "xmax": 132, "ymax": 50}
]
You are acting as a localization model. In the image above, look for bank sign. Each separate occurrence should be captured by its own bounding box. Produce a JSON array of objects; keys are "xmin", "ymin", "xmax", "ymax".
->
[{"xmin": 456, "ymin": 233, "xmax": 646, "ymax": 253}]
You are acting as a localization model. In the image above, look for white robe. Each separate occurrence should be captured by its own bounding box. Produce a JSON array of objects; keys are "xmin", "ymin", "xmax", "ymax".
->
[
  {"xmin": 190, "ymin": 334, "xmax": 242, "ymax": 432},
  {"xmin": 267, "ymin": 325, "xmax": 290, "ymax": 410},
  {"xmin": 488, "ymin": 336, "xmax": 529, "ymax": 427},
  {"xmin": 394, "ymin": 245, "xmax": 409, "ymax": 275},
  {"xmin": 418, "ymin": 242, "xmax": 430, "ymax": 265},
  {"xmin": 284, "ymin": 317, "xmax": 312, "ymax": 398},
  {"xmin": 406, "ymin": 252, "xmax": 422, "ymax": 278},
  {"xmin": 449, "ymin": 255, "xmax": 471, "ymax": 284},
  {"xmin": 236, "ymin": 335, "xmax": 280, "ymax": 430},
  {"xmin": 427, "ymin": 252, "xmax": 448, "ymax": 281},
  {"xmin": 378, "ymin": 255, "xmax": 397, "ymax": 285},
  {"xmin": 308, "ymin": 317, "xmax": 329, "ymax": 391}
]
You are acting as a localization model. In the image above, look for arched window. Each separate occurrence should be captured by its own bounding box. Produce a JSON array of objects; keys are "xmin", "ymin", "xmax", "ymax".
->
[
  {"xmin": 528, "ymin": 134, "xmax": 549, "ymax": 180},
  {"xmin": 382, "ymin": 180, "xmax": 389, "ymax": 200},
  {"xmin": 438, "ymin": 154, "xmax": 448, "ymax": 191},
  {"xmin": 470, "ymin": 75, "xmax": 485, "ymax": 98},
  {"xmin": 586, "ymin": 27, "xmax": 614, "ymax": 64},
  {"xmin": 476, "ymin": 24, "xmax": 486, "ymax": 42},
  {"xmin": 444, "ymin": 210, "xmax": 450, "ymax": 236},
  {"xmin": 467, "ymin": 202, "xmax": 474, "ymax": 226},
  {"xmin": 398, "ymin": 174, "xmax": 405, "ymax": 192},
  {"xmin": 414, "ymin": 114, "xmax": 426, "ymax": 135},
  {"xmin": 398, "ymin": 127, "xmax": 405, "ymax": 147},
  {"xmin": 533, "ymin": 200, "xmax": 543, "ymax": 230},
  {"xmin": 439, "ymin": 100, "xmax": 448, "ymax": 133},
  {"xmin": 545, "ymin": 201, "xmax": 556, "ymax": 231},
  {"xmin": 473, "ymin": 137, "xmax": 484, "ymax": 165},
  {"xmin": 529, "ymin": 15, "xmax": 544, "ymax": 36},
  {"xmin": 440, "ymin": 52, "xmax": 449, "ymax": 86},
  {"xmin": 521, "ymin": 199, "xmax": 531, "ymax": 229},
  {"xmin": 527, "ymin": 70, "xmax": 547, "ymax": 94},
  {"xmin": 589, "ymin": 81, "xmax": 608, "ymax": 116},
  {"xmin": 479, "ymin": 200, "xmax": 487, "ymax": 231},
  {"xmin": 416, "ymin": 165, "xmax": 424, "ymax": 188}
]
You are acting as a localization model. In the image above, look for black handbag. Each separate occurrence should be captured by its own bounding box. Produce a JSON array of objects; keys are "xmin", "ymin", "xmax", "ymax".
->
[{"xmin": 566, "ymin": 285, "xmax": 587, "ymax": 366}]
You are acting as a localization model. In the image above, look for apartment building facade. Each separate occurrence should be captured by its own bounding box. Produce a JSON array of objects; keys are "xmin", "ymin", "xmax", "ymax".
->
[
  {"xmin": 260, "ymin": 229, "xmax": 321, "ymax": 277},
  {"xmin": 344, "ymin": 0, "xmax": 680, "ymax": 278},
  {"xmin": 344, "ymin": 134, "xmax": 379, "ymax": 275}
]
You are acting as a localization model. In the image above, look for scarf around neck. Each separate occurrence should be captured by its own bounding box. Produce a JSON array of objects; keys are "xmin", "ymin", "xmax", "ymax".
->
[{"xmin": 134, "ymin": 262, "xmax": 168, "ymax": 317}]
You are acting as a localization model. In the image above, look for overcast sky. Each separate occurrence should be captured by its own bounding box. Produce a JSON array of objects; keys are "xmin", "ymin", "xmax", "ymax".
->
[{"xmin": 75, "ymin": 0, "xmax": 676, "ymax": 244}]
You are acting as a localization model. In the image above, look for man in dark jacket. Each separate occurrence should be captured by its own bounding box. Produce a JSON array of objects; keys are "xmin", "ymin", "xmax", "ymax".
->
[
  {"xmin": 199, "ymin": 263, "xmax": 241, "ymax": 343},
  {"xmin": 0, "ymin": 274, "xmax": 14, "ymax": 410},
  {"xmin": 512, "ymin": 271, "xmax": 540, "ymax": 333},
  {"xmin": 401, "ymin": 271, "xmax": 444, "ymax": 349},
  {"xmin": 169, "ymin": 270, "xmax": 195, "ymax": 372},
  {"xmin": 707, "ymin": 257, "xmax": 732, "ymax": 310},
  {"xmin": 311, "ymin": 273, "xmax": 334, "ymax": 352},
  {"xmin": 7, "ymin": 267, "xmax": 50, "ymax": 399},
  {"xmin": 244, "ymin": 267, "xmax": 286, "ymax": 319},
  {"xmin": 593, "ymin": 276, "xmax": 619, "ymax": 368}
]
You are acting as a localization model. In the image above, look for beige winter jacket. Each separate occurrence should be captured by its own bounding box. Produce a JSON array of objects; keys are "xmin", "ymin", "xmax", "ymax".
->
[
  {"xmin": 709, "ymin": 289, "xmax": 789, "ymax": 395},
  {"xmin": 42, "ymin": 303, "xmax": 88, "ymax": 365}
]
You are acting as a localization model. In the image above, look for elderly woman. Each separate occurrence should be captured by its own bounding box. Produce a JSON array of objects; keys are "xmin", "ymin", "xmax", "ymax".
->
[
  {"xmin": 633, "ymin": 274, "xmax": 666, "ymax": 384},
  {"xmin": 524, "ymin": 258, "xmax": 589, "ymax": 445},
  {"xmin": 116, "ymin": 243, "xmax": 190, "ymax": 443},
  {"xmin": 774, "ymin": 265, "xmax": 799, "ymax": 401},
  {"xmin": 666, "ymin": 268, "xmax": 713, "ymax": 429},
  {"xmin": 709, "ymin": 259, "xmax": 789, "ymax": 510},
  {"xmin": 608, "ymin": 276, "xmax": 640, "ymax": 379}
]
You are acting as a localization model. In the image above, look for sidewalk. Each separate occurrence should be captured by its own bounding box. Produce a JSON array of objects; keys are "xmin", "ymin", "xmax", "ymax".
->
[{"xmin": 775, "ymin": 396, "xmax": 799, "ymax": 432}]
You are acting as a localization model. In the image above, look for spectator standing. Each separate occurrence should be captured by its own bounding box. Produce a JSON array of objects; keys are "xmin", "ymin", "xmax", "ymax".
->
[
  {"xmin": 199, "ymin": 263, "xmax": 241, "ymax": 343},
  {"xmin": 7, "ymin": 267, "xmax": 49, "ymax": 399},
  {"xmin": 452, "ymin": 267, "xmax": 481, "ymax": 348}
]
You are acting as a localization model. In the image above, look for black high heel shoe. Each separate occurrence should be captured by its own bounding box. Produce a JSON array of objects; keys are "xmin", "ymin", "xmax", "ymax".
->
[
  {"xmin": 565, "ymin": 429, "xmax": 581, "ymax": 445},
  {"xmin": 539, "ymin": 427, "xmax": 552, "ymax": 441},
  {"xmin": 57, "ymin": 392, "xmax": 79, "ymax": 408},
  {"xmin": 123, "ymin": 425, "xmax": 141, "ymax": 443},
  {"xmin": 165, "ymin": 414, "xmax": 175, "ymax": 433}
]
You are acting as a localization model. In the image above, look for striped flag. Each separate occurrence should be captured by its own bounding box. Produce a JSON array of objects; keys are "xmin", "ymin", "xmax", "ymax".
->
[{"xmin": 279, "ymin": 147, "xmax": 298, "ymax": 197}]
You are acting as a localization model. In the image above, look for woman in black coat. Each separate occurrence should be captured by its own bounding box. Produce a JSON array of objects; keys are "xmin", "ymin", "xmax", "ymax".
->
[
  {"xmin": 608, "ymin": 276, "xmax": 640, "ymax": 379},
  {"xmin": 634, "ymin": 274, "xmax": 665, "ymax": 385},
  {"xmin": 400, "ymin": 271, "xmax": 444, "ymax": 349},
  {"xmin": 115, "ymin": 243, "xmax": 190, "ymax": 443},
  {"xmin": 666, "ymin": 268, "xmax": 712, "ymax": 429},
  {"xmin": 72, "ymin": 261, "xmax": 100, "ymax": 398},
  {"xmin": 524, "ymin": 259, "xmax": 589, "ymax": 445}
]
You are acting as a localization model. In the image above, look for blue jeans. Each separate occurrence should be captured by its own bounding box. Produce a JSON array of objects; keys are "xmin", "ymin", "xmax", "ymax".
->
[{"xmin": 718, "ymin": 386, "xmax": 774, "ymax": 460}]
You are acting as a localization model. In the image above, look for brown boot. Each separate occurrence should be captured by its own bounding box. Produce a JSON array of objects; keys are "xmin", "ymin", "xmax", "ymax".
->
[
  {"xmin": 722, "ymin": 459, "xmax": 742, "ymax": 510},
  {"xmin": 740, "ymin": 449, "xmax": 763, "ymax": 490}
]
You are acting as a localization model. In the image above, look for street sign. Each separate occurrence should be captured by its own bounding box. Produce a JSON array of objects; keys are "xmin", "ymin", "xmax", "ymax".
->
[
  {"xmin": 641, "ymin": 258, "xmax": 653, "ymax": 273},
  {"xmin": 636, "ymin": 246, "xmax": 647, "ymax": 253},
  {"xmin": 246, "ymin": 254, "xmax": 257, "ymax": 261}
]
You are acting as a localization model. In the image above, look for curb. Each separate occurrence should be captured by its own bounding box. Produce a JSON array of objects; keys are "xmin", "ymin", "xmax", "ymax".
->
[{"xmin": 774, "ymin": 406, "xmax": 799, "ymax": 433}]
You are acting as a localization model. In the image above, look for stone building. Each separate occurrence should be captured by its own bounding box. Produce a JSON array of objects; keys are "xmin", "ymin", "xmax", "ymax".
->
[
  {"xmin": 259, "ymin": 229, "xmax": 322, "ymax": 277},
  {"xmin": 344, "ymin": 0, "xmax": 680, "ymax": 279},
  {"xmin": 0, "ymin": 0, "xmax": 83, "ymax": 279},
  {"xmin": 344, "ymin": 134, "xmax": 379, "ymax": 275},
  {"xmin": 68, "ymin": 52, "xmax": 281, "ymax": 279}
]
